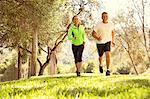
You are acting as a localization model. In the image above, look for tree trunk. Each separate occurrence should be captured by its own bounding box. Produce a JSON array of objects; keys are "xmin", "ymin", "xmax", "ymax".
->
[
  {"xmin": 118, "ymin": 34, "xmax": 139, "ymax": 75},
  {"xmin": 28, "ymin": 43, "xmax": 32, "ymax": 78},
  {"xmin": 38, "ymin": 66, "xmax": 45, "ymax": 76},
  {"xmin": 38, "ymin": 59, "xmax": 50, "ymax": 76},
  {"xmin": 38, "ymin": 51, "xmax": 57, "ymax": 76},
  {"xmin": 149, "ymin": 30, "xmax": 150, "ymax": 50},
  {"xmin": 18, "ymin": 47, "xmax": 22, "ymax": 79},
  {"xmin": 31, "ymin": 27, "xmax": 38, "ymax": 76},
  {"xmin": 38, "ymin": 32, "xmax": 67, "ymax": 76},
  {"xmin": 127, "ymin": 50, "xmax": 138, "ymax": 75},
  {"xmin": 38, "ymin": 47, "xmax": 51, "ymax": 76},
  {"xmin": 49, "ymin": 51, "xmax": 57, "ymax": 75},
  {"xmin": 142, "ymin": 0, "xmax": 150, "ymax": 67}
]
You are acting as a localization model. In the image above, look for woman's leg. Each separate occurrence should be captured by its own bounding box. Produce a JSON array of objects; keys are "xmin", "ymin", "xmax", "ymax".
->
[
  {"xmin": 77, "ymin": 45, "xmax": 84, "ymax": 73},
  {"xmin": 72, "ymin": 45, "xmax": 78, "ymax": 71}
]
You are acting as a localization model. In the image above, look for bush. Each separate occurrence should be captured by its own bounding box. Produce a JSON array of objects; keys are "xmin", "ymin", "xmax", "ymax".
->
[
  {"xmin": 117, "ymin": 66, "xmax": 131, "ymax": 74},
  {"xmin": 0, "ymin": 67, "xmax": 6, "ymax": 74},
  {"xmin": 84, "ymin": 62, "xmax": 95, "ymax": 73}
]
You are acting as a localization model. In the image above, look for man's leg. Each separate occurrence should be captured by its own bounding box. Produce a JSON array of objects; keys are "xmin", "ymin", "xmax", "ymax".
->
[
  {"xmin": 97, "ymin": 44, "xmax": 104, "ymax": 73},
  {"xmin": 99, "ymin": 56, "xmax": 103, "ymax": 66},
  {"xmin": 105, "ymin": 51, "xmax": 111, "ymax": 70},
  {"xmin": 99, "ymin": 56, "xmax": 103, "ymax": 73},
  {"xmin": 104, "ymin": 41, "xmax": 111, "ymax": 76}
]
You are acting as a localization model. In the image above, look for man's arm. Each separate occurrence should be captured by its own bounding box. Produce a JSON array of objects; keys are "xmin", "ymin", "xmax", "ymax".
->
[
  {"xmin": 92, "ymin": 31, "xmax": 102, "ymax": 40},
  {"xmin": 112, "ymin": 30, "xmax": 115, "ymax": 46}
]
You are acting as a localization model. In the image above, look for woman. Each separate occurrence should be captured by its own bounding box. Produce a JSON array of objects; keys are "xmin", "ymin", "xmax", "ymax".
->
[{"xmin": 68, "ymin": 15, "xmax": 85, "ymax": 76}]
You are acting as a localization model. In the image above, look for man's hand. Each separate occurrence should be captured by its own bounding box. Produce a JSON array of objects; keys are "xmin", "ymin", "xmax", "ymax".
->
[
  {"xmin": 97, "ymin": 35, "xmax": 102, "ymax": 41},
  {"xmin": 92, "ymin": 31, "xmax": 102, "ymax": 41},
  {"xmin": 111, "ymin": 42, "xmax": 115, "ymax": 47}
]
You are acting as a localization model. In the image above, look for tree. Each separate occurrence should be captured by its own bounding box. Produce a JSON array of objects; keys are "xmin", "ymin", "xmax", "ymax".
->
[
  {"xmin": 37, "ymin": 0, "xmax": 102, "ymax": 75},
  {"xmin": 0, "ymin": 0, "xmax": 65, "ymax": 77},
  {"xmin": 112, "ymin": 9, "xmax": 149, "ymax": 74},
  {"xmin": 132, "ymin": 0, "xmax": 150, "ymax": 68},
  {"xmin": 0, "ymin": 0, "xmax": 103, "ymax": 77}
]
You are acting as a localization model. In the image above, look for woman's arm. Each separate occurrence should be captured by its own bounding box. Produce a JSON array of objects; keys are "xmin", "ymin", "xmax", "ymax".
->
[
  {"xmin": 68, "ymin": 27, "xmax": 74, "ymax": 40},
  {"xmin": 82, "ymin": 27, "xmax": 86, "ymax": 44}
]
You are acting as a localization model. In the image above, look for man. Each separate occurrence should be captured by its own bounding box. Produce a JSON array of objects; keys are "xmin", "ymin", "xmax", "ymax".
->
[{"xmin": 92, "ymin": 12, "xmax": 115, "ymax": 76}]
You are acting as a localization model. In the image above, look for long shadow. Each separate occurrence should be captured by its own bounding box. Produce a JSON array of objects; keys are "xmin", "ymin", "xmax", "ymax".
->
[
  {"xmin": 8, "ymin": 82, "xmax": 56, "ymax": 96},
  {"xmin": 0, "ymin": 75, "xmax": 77, "ymax": 85},
  {"xmin": 0, "ymin": 73, "xmax": 113, "ymax": 84},
  {"xmin": 29, "ymin": 74, "xmax": 100, "ymax": 81},
  {"xmin": 118, "ymin": 79, "xmax": 150, "ymax": 87}
]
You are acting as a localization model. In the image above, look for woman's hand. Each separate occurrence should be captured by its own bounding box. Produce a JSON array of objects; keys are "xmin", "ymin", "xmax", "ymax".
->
[
  {"xmin": 83, "ymin": 41, "xmax": 85, "ymax": 45},
  {"xmin": 73, "ymin": 37, "xmax": 77, "ymax": 40}
]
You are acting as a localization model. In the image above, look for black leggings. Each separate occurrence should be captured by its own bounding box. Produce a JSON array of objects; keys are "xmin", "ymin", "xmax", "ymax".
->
[{"xmin": 72, "ymin": 44, "xmax": 84, "ymax": 63}]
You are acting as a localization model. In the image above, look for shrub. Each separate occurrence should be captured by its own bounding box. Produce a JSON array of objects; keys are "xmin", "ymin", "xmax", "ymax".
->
[
  {"xmin": 84, "ymin": 62, "xmax": 95, "ymax": 73},
  {"xmin": 117, "ymin": 66, "xmax": 131, "ymax": 74}
]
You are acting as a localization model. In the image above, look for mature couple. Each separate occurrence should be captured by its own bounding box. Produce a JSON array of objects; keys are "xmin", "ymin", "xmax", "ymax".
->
[{"xmin": 68, "ymin": 12, "xmax": 115, "ymax": 76}]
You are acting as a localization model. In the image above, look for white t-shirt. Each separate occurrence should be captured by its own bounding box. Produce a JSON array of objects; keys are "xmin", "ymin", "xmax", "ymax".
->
[{"xmin": 94, "ymin": 21, "xmax": 114, "ymax": 44}]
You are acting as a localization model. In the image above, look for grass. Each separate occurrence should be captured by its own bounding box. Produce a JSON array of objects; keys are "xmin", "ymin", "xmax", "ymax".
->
[{"xmin": 0, "ymin": 73, "xmax": 150, "ymax": 99}]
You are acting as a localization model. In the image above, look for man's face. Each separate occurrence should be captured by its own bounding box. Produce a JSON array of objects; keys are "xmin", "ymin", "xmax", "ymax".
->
[{"xmin": 102, "ymin": 13, "xmax": 108, "ymax": 23}]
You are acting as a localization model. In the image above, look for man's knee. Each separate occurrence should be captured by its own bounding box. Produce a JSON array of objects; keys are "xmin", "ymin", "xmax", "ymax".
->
[{"xmin": 105, "ymin": 51, "xmax": 110, "ymax": 57}]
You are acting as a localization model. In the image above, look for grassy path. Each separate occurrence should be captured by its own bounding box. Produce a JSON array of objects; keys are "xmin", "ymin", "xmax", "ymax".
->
[{"xmin": 0, "ymin": 73, "xmax": 150, "ymax": 99}]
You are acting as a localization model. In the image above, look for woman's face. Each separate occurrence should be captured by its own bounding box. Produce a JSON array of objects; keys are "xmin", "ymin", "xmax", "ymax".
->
[{"xmin": 73, "ymin": 16, "xmax": 79, "ymax": 25}]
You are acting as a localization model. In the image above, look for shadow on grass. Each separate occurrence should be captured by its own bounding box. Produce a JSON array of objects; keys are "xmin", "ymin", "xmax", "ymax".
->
[
  {"xmin": 121, "ymin": 79, "xmax": 150, "ymax": 87},
  {"xmin": 10, "ymin": 83, "xmax": 56, "ymax": 96},
  {"xmin": 29, "ymin": 74, "xmax": 100, "ymax": 82},
  {"xmin": 56, "ymin": 79, "xmax": 150, "ymax": 98},
  {"xmin": 11, "ymin": 86, "xmax": 44, "ymax": 96}
]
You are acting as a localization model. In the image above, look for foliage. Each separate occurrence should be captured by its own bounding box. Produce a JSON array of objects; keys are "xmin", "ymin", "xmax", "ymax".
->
[
  {"xmin": 112, "ymin": 9, "xmax": 149, "ymax": 74},
  {"xmin": 116, "ymin": 66, "xmax": 131, "ymax": 74},
  {"xmin": 0, "ymin": 74, "xmax": 149, "ymax": 98},
  {"xmin": 0, "ymin": 49, "xmax": 17, "ymax": 69},
  {"xmin": 84, "ymin": 61, "xmax": 95, "ymax": 73},
  {"xmin": 0, "ymin": 0, "xmax": 65, "ymax": 47},
  {"xmin": 61, "ymin": 0, "xmax": 101, "ymax": 29}
]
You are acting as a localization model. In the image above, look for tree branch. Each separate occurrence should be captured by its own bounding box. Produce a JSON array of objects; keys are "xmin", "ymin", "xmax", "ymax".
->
[
  {"xmin": 38, "ymin": 42, "xmax": 48, "ymax": 54},
  {"xmin": 37, "ymin": 58, "xmax": 42, "ymax": 67},
  {"xmin": 19, "ymin": 46, "xmax": 31, "ymax": 54},
  {"xmin": 51, "ymin": 32, "xmax": 67, "ymax": 52},
  {"xmin": 54, "ymin": 31, "xmax": 66, "ymax": 46}
]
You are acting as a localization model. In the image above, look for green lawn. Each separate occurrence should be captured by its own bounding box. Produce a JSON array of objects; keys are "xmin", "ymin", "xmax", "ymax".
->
[{"xmin": 0, "ymin": 73, "xmax": 150, "ymax": 99}]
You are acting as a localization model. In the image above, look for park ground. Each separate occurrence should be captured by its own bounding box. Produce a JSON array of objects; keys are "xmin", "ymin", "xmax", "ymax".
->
[{"xmin": 0, "ymin": 73, "xmax": 150, "ymax": 99}]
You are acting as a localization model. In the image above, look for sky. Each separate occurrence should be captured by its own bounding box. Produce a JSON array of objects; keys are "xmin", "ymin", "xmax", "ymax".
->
[
  {"xmin": 100, "ymin": 0, "xmax": 129, "ymax": 19},
  {"xmin": 100, "ymin": 0, "xmax": 150, "ymax": 27}
]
